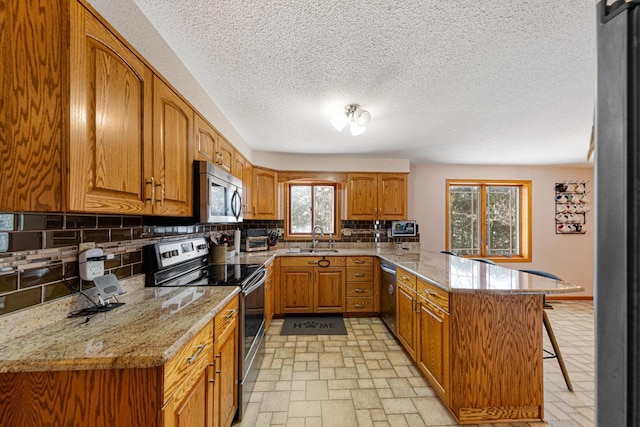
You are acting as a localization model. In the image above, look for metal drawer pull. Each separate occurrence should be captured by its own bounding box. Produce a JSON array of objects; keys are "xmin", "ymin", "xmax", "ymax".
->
[
  {"xmin": 354, "ymin": 260, "xmax": 365, "ymax": 264},
  {"xmin": 401, "ymin": 275, "xmax": 411, "ymax": 281},
  {"xmin": 354, "ymin": 288, "xmax": 365, "ymax": 293},
  {"xmin": 308, "ymin": 260, "xmax": 319, "ymax": 264},
  {"xmin": 354, "ymin": 273, "xmax": 366, "ymax": 278},
  {"xmin": 208, "ymin": 362, "xmax": 216, "ymax": 384},
  {"xmin": 215, "ymin": 354, "xmax": 221, "ymax": 374},
  {"xmin": 187, "ymin": 343, "xmax": 207, "ymax": 364},
  {"xmin": 225, "ymin": 308, "xmax": 237, "ymax": 319},
  {"xmin": 354, "ymin": 303, "xmax": 366, "ymax": 308}
]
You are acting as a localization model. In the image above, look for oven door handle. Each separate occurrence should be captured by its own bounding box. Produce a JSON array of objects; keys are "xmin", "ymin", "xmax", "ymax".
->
[{"xmin": 243, "ymin": 268, "xmax": 267, "ymax": 295}]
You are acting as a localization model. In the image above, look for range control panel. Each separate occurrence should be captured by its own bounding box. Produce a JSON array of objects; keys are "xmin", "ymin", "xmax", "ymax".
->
[{"xmin": 155, "ymin": 237, "xmax": 209, "ymax": 269}]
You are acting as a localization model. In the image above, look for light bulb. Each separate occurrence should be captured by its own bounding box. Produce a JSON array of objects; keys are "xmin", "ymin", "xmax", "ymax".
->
[
  {"xmin": 350, "ymin": 120, "xmax": 366, "ymax": 136},
  {"xmin": 356, "ymin": 109, "xmax": 371, "ymax": 127},
  {"xmin": 331, "ymin": 113, "xmax": 348, "ymax": 131}
]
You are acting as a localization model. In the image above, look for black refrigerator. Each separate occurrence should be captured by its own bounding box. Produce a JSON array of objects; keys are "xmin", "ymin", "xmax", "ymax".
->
[{"xmin": 596, "ymin": 1, "xmax": 640, "ymax": 425}]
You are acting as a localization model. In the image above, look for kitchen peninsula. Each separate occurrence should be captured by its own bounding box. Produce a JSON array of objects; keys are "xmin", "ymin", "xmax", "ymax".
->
[{"xmin": 0, "ymin": 249, "xmax": 582, "ymax": 426}]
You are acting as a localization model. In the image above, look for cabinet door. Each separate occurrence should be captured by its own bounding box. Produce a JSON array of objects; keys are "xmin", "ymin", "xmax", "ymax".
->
[
  {"xmin": 242, "ymin": 163, "xmax": 253, "ymax": 220},
  {"xmin": 217, "ymin": 137, "xmax": 233, "ymax": 173},
  {"xmin": 265, "ymin": 266, "xmax": 274, "ymax": 331},
  {"xmin": 396, "ymin": 284, "xmax": 417, "ymax": 361},
  {"xmin": 417, "ymin": 299, "xmax": 450, "ymax": 402},
  {"xmin": 153, "ymin": 77, "xmax": 193, "ymax": 216},
  {"xmin": 314, "ymin": 268, "xmax": 345, "ymax": 313},
  {"xmin": 232, "ymin": 150, "xmax": 246, "ymax": 181},
  {"xmin": 378, "ymin": 173, "xmax": 408, "ymax": 220},
  {"xmin": 214, "ymin": 316, "xmax": 238, "ymax": 427},
  {"xmin": 175, "ymin": 369, "xmax": 208, "ymax": 427},
  {"xmin": 194, "ymin": 113, "xmax": 218, "ymax": 163},
  {"xmin": 252, "ymin": 167, "xmax": 278, "ymax": 219},
  {"xmin": 280, "ymin": 267, "xmax": 314, "ymax": 313},
  {"xmin": 346, "ymin": 173, "xmax": 377, "ymax": 220},
  {"xmin": 1, "ymin": 0, "xmax": 66, "ymax": 212},
  {"xmin": 69, "ymin": 2, "xmax": 153, "ymax": 214}
]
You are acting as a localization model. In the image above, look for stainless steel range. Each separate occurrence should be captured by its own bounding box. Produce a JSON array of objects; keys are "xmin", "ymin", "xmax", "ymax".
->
[{"xmin": 143, "ymin": 237, "xmax": 265, "ymax": 421}]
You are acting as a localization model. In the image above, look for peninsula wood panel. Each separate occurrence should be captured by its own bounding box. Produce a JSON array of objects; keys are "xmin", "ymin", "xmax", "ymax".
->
[
  {"xmin": 0, "ymin": 368, "xmax": 161, "ymax": 427},
  {"xmin": 165, "ymin": 368, "xmax": 208, "ymax": 427},
  {"xmin": 449, "ymin": 292, "xmax": 543, "ymax": 424},
  {"xmin": 1, "ymin": 0, "xmax": 67, "ymax": 211},
  {"xmin": 69, "ymin": 1, "xmax": 154, "ymax": 214}
]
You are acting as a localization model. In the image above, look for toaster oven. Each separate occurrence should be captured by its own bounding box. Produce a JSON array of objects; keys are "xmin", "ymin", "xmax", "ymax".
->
[{"xmin": 244, "ymin": 228, "xmax": 269, "ymax": 252}]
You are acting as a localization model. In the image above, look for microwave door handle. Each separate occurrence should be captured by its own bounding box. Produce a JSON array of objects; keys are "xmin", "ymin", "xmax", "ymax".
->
[{"xmin": 231, "ymin": 189, "xmax": 242, "ymax": 219}]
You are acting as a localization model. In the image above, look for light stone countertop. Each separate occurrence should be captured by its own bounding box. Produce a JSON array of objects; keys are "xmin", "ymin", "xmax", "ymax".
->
[
  {"xmin": 0, "ymin": 285, "xmax": 240, "ymax": 373},
  {"xmin": 231, "ymin": 247, "xmax": 584, "ymax": 294}
]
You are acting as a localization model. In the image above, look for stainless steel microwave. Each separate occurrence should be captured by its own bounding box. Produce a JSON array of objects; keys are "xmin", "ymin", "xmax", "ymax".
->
[{"xmin": 196, "ymin": 161, "xmax": 242, "ymax": 223}]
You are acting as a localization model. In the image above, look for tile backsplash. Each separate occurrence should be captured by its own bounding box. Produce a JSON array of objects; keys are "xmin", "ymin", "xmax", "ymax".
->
[{"xmin": 0, "ymin": 213, "xmax": 419, "ymax": 317}]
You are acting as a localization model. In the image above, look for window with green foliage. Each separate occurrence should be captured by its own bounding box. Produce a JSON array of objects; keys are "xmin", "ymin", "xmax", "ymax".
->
[
  {"xmin": 446, "ymin": 180, "xmax": 531, "ymax": 262},
  {"xmin": 286, "ymin": 182, "xmax": 340, "ymax": 238}
]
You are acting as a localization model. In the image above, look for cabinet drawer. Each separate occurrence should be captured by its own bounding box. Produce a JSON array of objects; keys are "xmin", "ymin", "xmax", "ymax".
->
[
  {"xmin": 215, "ymin": 295, "xmax": 239, "ymax": 338},
  {"xmin": 346, "ymin": 267, "xmax": 374, "ymax": 283},
  {"xmin": 280, "ymin": 256, "xmax": 346, "ymax": 267},
  {"xmin": 397, "ymin": 267, "xmax": 417, "ymax": 290},
  {"xmin": 164, "ymin": 320, "xmax": 214, "ymax": 404},
  {"xmin": 347, "ymin": 282, "xmax": 374, "ymax": 297},
  {"xmin": 347, "ymin": 256, "xmax": 374, "ymax": 267},
  {"xmin": 346, "ymin": 297, "xmax": 374, "ymax": 312},
  {"xmin": 417, "ymin": 278, "xmax": 449, "ymax": 312}
]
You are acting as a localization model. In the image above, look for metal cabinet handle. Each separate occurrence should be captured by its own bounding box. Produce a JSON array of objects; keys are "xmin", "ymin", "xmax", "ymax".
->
[
  {"xmin": 187, "ymin": 343, "xmax": 207, "ymax": 364},
  {"xmin": 354, "ymin": 288, "xmax": 365, "ymax": 293},
  {"xmin": 308, "ymin": 260, "xmax": 319, "ymax": 265},
  {"xmin": 225, "ymin": 308, "xmax": 237, "ymax": 319},
  {"xmin": 354, "ymin": 260, "xmax": 365, "ymax": 264},
  {"xmin": 354, "ymin": 303, "xmax": 366, "ymax": 308},
  {"xmin": 146, "ymin": 177, "xmax": 155, "ymax": 205},
  {"xmin": 354, "ymin": 273, "xmax": 366, "ymax": 278},
  {"xmin": 215, "ymin": 353, "xmax": 221, "ymax": 374},
  {"xmin": 208, "ymin": 362, "xmax": 216, "ymax": 384},
  {"xmin": 152, "ymin": 178, "xmax": 164, "ymax": 206}
]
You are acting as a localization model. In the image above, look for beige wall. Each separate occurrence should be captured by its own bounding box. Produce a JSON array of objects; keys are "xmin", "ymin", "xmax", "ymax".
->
[{"xmin": 409, "ymin": 164, "xmax": 594, "ymax": 297}]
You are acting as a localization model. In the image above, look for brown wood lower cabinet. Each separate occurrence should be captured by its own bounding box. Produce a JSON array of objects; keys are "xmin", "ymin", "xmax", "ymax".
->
[
  {"xmin": 395, "ymin": 272, "xmax": 544, "ymax": 425},
  {"xmin": 279, "ymin": 257, "xmax": 345, "ymax": 314},
  {"xmin": 0, "ymin": 295, "xmax": 239, "ymax": 427}
]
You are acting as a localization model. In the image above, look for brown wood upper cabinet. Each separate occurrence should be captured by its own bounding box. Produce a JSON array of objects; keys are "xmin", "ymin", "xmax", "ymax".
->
[
  {"xmin": 232, "ymin": 150, "xmax": 247, "ymax": 181},
  {"xmin": 193, "ymin": 113, "xmax": 232, "ymax": 174},
  {"xmin": 2, "ymin": 1, "xmax": 193, "ymax": 216},
  {"xmin": 251, "ymin": 167, "xmax": 279, "ymax": 219},
  {"xmin": 152, "ymin": 77, "xmax": 194, "ymax": 216},
  {"xmin": 1, "ymin": 0, "xmax": 67, "ymax": 212},
  {"xmin": 346, "ymin": 173, "xmax": 408, "ymax": 220}
]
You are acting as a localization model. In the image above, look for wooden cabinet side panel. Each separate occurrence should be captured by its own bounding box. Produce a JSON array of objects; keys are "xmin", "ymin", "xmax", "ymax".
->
[
  {"xmin": 0, "ymin": 368, "xmax": 161, "ymax": 427},
  {"xmin": 449, "ymin": 293, "xmax": 543, "ymax": 421},
  {"xmin": 1, "ymin": 0, "xmax": 66, "ymax": 211}
]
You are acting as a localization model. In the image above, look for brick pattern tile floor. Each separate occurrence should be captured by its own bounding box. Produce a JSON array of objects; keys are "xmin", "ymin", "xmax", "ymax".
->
[{"xmin": 235, "ymin": 300, "xmax": 594, "ymax": 427}]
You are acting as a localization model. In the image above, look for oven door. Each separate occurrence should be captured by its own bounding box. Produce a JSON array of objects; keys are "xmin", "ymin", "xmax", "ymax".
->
[{"xmin": 238, "ymin": 267, "xmax": 266, "ymax": 420}]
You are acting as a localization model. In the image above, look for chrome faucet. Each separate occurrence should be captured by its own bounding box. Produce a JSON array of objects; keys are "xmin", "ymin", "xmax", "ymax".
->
[{"xmin": 312, "ymin": 225, "xmax": 323, "ymax": 249}]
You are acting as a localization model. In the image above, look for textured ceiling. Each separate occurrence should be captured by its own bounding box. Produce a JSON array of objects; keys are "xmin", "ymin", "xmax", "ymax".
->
[{"xmin": 132, "ymin": 0, "xmax": 595, "ymax": 165}]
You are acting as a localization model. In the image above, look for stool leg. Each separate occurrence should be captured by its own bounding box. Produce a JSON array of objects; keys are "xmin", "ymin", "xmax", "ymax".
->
[{"xmin": 543, "ymin": 310, "xmax": 574, "ymax": 391}]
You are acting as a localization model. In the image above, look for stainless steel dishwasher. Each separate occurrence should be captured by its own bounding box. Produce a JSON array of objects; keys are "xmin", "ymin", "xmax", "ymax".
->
[{"xmin": 379, "ymin": 261, "xmax": 397, "ymax": 336}]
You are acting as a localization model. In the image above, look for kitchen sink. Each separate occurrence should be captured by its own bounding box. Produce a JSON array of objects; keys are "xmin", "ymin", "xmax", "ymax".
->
[{"xmin": 299, "ymin": 248, "xmax": 340, "ymax": 253}]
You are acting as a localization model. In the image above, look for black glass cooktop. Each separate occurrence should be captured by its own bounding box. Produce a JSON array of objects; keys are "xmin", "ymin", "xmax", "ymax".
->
[{"xmin": 148, "ymin": 256, "xmax": 261, "ymax": 288}]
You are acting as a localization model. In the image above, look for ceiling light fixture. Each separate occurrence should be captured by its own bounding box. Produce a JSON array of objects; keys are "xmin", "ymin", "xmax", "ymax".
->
[{"xmin": 331, "ymin": 104, "xmax": 371, "ymax": 136}]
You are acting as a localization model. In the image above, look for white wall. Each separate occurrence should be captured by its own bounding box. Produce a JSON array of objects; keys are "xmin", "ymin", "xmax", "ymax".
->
[{"xmin": 409, "ymin": 164, "xmax": 594, "ymax": 297}]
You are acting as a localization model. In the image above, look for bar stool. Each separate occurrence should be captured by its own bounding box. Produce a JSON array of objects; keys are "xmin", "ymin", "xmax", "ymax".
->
[
  {"xmin": 440, "ymin": 250, "xmax": 458, "ymax": 256},
  {"xmin": 470, "ymin": 258, "xmax": 495, "ymax": 265},
  {"xmin": 519, "ymin": 269, "xmax": 573, "ymax": 391}
]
